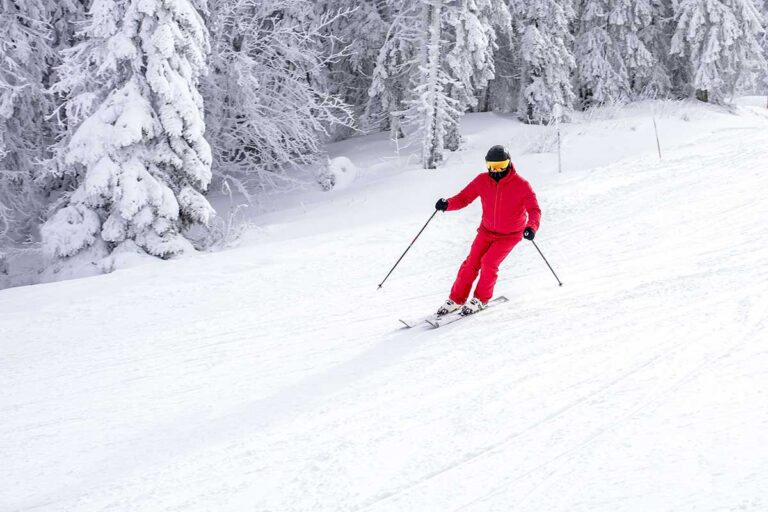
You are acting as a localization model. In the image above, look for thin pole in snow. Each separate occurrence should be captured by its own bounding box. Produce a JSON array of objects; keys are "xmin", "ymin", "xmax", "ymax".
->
[
  {"xmin": 553, "ymin": 105, "xmax": 563, "ymax": 174},
  {"xmin": 652, "ymin": 115, "xmax": 663, "ymax": 160},
  {"xmin": 378, "ymin": 210, "xmax": 439, "ymax": 289},
  {"xmin": 531, "ymin": 240, "xmax": 563, "ymax": 287}
]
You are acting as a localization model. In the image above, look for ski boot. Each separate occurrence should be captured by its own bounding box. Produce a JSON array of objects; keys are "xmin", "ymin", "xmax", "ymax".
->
[
  {"xmin": 436, "ymin": 299, "xmax": 461, "ymax": 317},
  {"xmin": 460, "ymin": 298, "xmax": 486, "ymax": 316}
]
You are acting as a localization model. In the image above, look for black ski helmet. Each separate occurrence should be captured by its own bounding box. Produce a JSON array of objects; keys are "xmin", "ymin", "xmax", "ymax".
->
[{"xmin": 485, "ymin": 145, "xmax": 510, "ymax": 163}]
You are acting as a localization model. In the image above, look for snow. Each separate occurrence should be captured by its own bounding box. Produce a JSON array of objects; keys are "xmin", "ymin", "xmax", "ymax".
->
[
  {"xmin": 318, "ymin": 156, "xmax": 359, "ymax": 191},
  {"xmin": 40, "ymin": 204, "xmax": 102, "ymax": 259},
  {"xmin": 2, "ymin": 99, "xmax": 768, "ymax": 511}
]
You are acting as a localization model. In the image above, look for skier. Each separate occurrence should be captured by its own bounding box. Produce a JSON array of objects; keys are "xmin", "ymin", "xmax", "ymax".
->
[{"xmin": 435, "ymin": 145, "xmax": 541, "ymax": 316}]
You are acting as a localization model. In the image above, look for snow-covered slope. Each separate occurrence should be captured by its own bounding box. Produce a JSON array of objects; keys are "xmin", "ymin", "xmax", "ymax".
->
[{"xmin": 2, "ymin": 100, "xmax": 767, "ymax": 512}]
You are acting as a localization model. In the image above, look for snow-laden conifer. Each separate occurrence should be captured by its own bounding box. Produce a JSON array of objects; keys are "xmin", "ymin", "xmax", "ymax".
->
[
  {"xmin": 634, "ymin": 0, "xmax": 675, "ymax": 98},
  {"xmin": 671, "ymin": 0, "xmax": 767, "ymax": 103},
  {"xmin": 369, "ymin": 0, "xmax": 506, "ymax": 167},
  {"xmin": 407, "ymin": 0, "xmax": 462, "ymax": 168},
  {"xmin": 0, "ymin": 0, "xmax": 56, "ymax": 245},
  {"xmin": 44, "ymin": 0, "xmax": 213, "ymax": 261},
  {"xmin": 575, "ymin": 0, "xmax": 630, "ymax": 105},
  {"xmin": 367, "ymin": 0, "xmax": 457, "ymax": 168},
  {"xmin": 443, "ymin": 0, "xmax": 511, "ymax": 149},
  {"xmin": 761, "ymin": 0, "xmax": 768, "ymax": 103},
  {"xmin": 485, "ymin": 15, "xmax": 519, "ymax": 113},
  {"xmin": 366, "ymin": 1, "xmax": 420, "ymax": 140},
  {"xmin": 574, "ymin": 0, "xmax": 665, "ymax": 105},
  {"xmin": 516, "ymin": 0, "xmax": 576, "ymax": 123}
]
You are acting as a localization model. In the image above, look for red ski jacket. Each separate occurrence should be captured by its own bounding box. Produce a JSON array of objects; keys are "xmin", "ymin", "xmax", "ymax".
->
[{"xmin": 446, "ymin": 166, "xmax": 541, "ymax": 235}]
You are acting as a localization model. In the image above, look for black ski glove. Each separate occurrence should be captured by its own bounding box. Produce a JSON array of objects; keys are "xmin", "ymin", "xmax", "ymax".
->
[
  {"xmin": 523, "ymin": 227, "xmax": 535, "ymax": 240},
  {"xmin": 435, "ymin": 198, "xmax": 449, "ymax": 211}
]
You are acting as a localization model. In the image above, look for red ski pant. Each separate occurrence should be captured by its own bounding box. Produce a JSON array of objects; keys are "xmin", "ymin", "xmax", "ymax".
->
[{"xmin": 449, "ymin": 229, "xmax": 522, "ymax": 304}]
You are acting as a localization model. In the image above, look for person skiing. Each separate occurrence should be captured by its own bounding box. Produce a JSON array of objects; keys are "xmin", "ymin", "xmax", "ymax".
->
[{"xmin": 434, "ymin": 145, "xmax": 541, "ymax": 316}]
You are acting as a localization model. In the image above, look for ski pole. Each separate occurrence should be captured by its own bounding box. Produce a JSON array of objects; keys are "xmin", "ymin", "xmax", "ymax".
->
[
  {"xmin": 378, "ymin": 209, "xmax": 439, "ymax": 289},
  {"xmin": 530, "ymin": 239, "xmax": 563, "ymax": 287}
]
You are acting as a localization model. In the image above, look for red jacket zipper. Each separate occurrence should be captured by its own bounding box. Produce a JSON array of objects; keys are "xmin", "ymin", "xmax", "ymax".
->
[{"xmin": 492, "ymin": 180, "xmax": 500, "ymax": 230}]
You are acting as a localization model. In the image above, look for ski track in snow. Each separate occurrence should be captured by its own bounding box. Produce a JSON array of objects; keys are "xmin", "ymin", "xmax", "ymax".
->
[{"xmin": 2, "ymin": 106, "xmax": 768, "ymax": 512}]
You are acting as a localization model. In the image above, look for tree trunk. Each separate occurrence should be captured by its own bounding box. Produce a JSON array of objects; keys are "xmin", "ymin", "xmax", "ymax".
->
[
  {"xmin": 389, "ymin": 113, "xmax": 404, "ymax": 140},
  {"xmin": 422, "ymin": 1, "xmax": 443, "ymax": 170},
  {"xmin": 477, "ymin": 87, "xmax": 490, "ymax": 113},
  {"xmin": 445, "ymin": 118, "xmax": 460, "ymax": 151},
  {"xmin": 517, "ymin": 60, "xmax": 533, "ymax": 123}
]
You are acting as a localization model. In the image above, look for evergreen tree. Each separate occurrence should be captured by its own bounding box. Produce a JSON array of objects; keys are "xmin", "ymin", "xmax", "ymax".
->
[
  {"xmin": 366, "ymin": 1, "xmax": 420, "ymax": 139},
  {"xmin": 43, "ymin": 0, "xmax": 214, "ymax": 261},
  {"xmin": 369, "ymin": 0, "xmax": 504, "ymax": 167},
  {"xmin": 0, "ymin": 0, "xmax": 56, "ymax": 245},
  {"xmin": 516, "ymin": 0, "xmax": 576, "ymax": 123},
  {"xmin": 762, "ymin": 0, "xmax": 768, "ymax": 103},
  {"xmin": 44, "ymin": 0, "xmax": 86, "ymax": 187},
  {"xmin": 367, "ymin": 0, "xmax": 459, "ymax": 168},
  {"xmin": 671, "ymin": 0, "xmax": 766, "ymax": 103},
  {"xmin": 485, "ymin": 12, "xmax": 520, "ymax": 113},
  {"xmin": 443, "ymin": 0, "xmax": 511, "ymax": 149},
  {"xmin": 49, "ymin": 1, "xmax": 85, "ymax": 56},
  {"xmin": 406, "ymin": 0, "xmax": 461, "ymax": 168},
  {"xmin": 574, "ymin": 0, "xmax": 666, "ymax": 105},
  {"xmin": 575, "ymin": 0, "xmax": 630, "ymax": 105},
  {"xmin": 634, "ymin": 0, "xmax": 674, "ymax": 98}
]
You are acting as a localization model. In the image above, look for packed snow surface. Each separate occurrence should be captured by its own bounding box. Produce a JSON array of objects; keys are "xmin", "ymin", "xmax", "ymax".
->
[{"xmin": 2, "ymin": 100, "xmax": 767, "ymax": 511}]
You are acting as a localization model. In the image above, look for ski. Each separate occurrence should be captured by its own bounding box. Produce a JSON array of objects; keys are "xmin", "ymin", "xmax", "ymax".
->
[
  {"xmin": 399, "ymin": 313, "xmax": 441, "ymax": 329},
  {"xmin": 425, "ymin": 296, "xmax": 509, "ymax": 328}
]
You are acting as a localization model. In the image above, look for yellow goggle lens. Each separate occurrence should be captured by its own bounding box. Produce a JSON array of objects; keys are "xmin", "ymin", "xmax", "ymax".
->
[{"xmin": 486, "ymin": 159, "xmax": 510, "ymax": 172}]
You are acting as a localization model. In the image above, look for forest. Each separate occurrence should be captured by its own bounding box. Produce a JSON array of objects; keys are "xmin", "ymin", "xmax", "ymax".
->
[{"xmin": 1, "ymin": 0, "xmax": 767, "ymax": 268}]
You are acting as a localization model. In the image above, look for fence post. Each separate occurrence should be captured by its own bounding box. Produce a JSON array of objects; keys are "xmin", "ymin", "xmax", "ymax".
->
[
  {"xmin": 652, "ymin": 114, "xmax": 662, "ymax": 160},
  {"xmin": 554, "ymin": 104, "xmax": 563, "ymax": 174}
]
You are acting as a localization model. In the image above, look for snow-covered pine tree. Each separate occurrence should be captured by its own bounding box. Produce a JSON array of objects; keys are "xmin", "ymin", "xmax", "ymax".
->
[
  {"xmin": 48, "ymin": 1, "xmax": 85, "ymax": 56},
  {"xmin": 485, "ymin": 2, "xmax": 521, "ymax": 114},
  {"xmin": 574, "ymin": 0, "xmax": 664, "ymax": 106},
  {"xmin": 443, "ymin": 0, "xmax": 511, "ymax": 150},
  {"xmin": 43, "ymin": 0, "xmax": 86, "ymax": 188},
  {"xmin": 408, "ymin": 0, "xmax": 461, "ymax": 168},
  {"xmin": 762, "ymin": 0, "xmax": 768, "ymax": 104},
  {"xmin": 574, "ymin": 0, "xmax": 630, "ymax": 106},
  {"xmin": 43, "ymin": 0, "xmax": 214, "ymax": 262},
  {"xmin": 671, "ymin": 0, "xmax": 767, "ymax": 103},
  {"xmin": 368, "ymin": 0, "xmax": 460, "ymax": 168},
  {"xmin": 633, "ymin": 0, "xmax": 674, "ymax": 99},
  {"xmin": 516, "ymin": 0, "xmax": 576, "ymax": 123},
  {"xmin": 369, "ymin": 0, "xmax": 509, "ymax": 165},
  {"xmin": 204, "ymin": 0, "xmax": 354, "ymax": 196},
  {"xmin": 0, "ymin": 0, "xmax": 56, "ymax": 245},
  {"xmin": 366, "ymin": 1, "xmax": 420, "ymax": 140}
]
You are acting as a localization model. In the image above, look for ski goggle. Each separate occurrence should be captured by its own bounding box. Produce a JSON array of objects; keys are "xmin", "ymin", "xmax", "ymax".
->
[{"xmin": 486, "ymin": 159, "xmax": 510, "ymax": 172}]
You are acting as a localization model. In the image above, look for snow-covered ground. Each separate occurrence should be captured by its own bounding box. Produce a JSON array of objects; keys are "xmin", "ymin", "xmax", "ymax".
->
[{"xmin": 2, "ymin": 100, "xmax": 768, "ymax": 511}]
